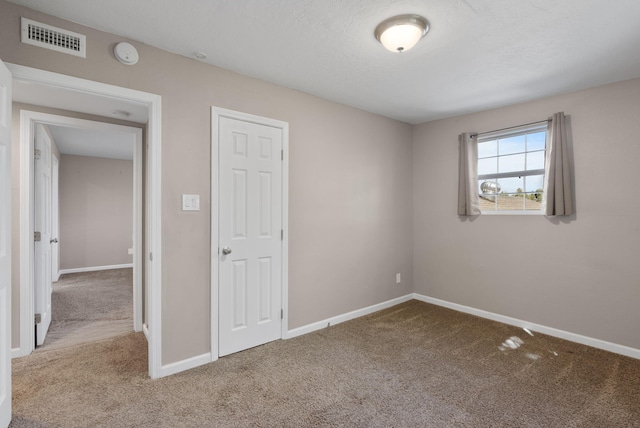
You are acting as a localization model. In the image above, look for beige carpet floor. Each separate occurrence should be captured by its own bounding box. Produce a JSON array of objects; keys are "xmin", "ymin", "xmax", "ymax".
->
[
  {"xmin": 39, "ymin": 268, "xmax": 133, "ymax": 351},
  {"xmin": 11, "ymin": 300, "xmax": 640, "ymax": 427}
]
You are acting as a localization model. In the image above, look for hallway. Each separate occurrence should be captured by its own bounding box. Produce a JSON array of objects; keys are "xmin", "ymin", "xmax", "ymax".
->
[{"xmin": 38, "ymin": 268, "xmax": 133, "ymax": 351}]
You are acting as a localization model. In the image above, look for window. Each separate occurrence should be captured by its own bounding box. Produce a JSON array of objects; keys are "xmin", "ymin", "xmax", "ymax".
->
[{"xmin": 477, "ymin": 124, "xmax": 547, "ymax": 213}]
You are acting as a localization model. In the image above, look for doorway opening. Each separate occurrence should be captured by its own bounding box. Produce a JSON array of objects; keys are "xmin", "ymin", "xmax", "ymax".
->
[
  {"xmin": 26, "ymin": 114, "xmax": 143, "ymax": 350},
  {"xmin": 7, "ymin": 63, "xmax": 163, "ymax": 379}
]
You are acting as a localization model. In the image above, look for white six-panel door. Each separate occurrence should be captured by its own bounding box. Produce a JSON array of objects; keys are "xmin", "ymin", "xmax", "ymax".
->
[
  {"xmin": 0, "ymin": 58, "xmax": 13, "ymax": 428},
  {"xmin": 34, "ymin": 123, "xmax": 52, "ymax": 346},
  {"xmin": 218, "ymin": 116, "xmax": 283, "ymax": 357}
]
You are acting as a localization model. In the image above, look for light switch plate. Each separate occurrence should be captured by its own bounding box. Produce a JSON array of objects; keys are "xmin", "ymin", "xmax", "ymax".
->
[{"xmin": 182, "ymin": 194, "xmax": 200, "ymax": 211}]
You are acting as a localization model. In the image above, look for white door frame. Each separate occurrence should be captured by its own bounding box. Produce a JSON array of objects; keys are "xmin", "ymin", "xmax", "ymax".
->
[
  {"xmin": 51, "ymin": 153, "xmax": 59, "ymax": 282},
  {"xmin": 7, "ymin": 63, "xmax": 163, "ymax": 379},
  {"xmin": 19, "ymin": 111, "xmax": 144, "ymax": 348},
  {"xmin": 0, "ymin": 57, "xmax": 13, "ymax": 428},
  {"xmin": 210, "ymin": 107, "xmax": 289, "ymax": 361}
]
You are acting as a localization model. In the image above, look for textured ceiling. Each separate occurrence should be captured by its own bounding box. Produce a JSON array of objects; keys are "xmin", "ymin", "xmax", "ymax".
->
[
  {"xmin": 8, "ymin": 0, "xmax": 640, "ymax": 124},
  {"xmin": 48, "ymin": 125, "xmax": 133, "ymax": 160}
]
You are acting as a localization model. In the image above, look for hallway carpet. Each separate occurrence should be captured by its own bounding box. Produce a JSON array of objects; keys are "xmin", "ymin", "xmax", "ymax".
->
[
  {"xmin": 39, "ymin": 268, "xmax": 133, "ymax": 351},
  {"xmin": 11, "ymin": 300, "xmax": 640, "ymax": 427}
]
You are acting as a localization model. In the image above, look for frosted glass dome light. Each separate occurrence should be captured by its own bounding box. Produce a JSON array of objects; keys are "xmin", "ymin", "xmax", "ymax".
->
[{"xmin": 375, "ymin": 14, "xmax": 430, "ymax": 53}]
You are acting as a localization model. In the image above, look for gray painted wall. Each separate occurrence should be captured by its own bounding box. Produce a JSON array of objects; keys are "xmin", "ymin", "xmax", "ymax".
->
[
  {"xmin": 59, "ymin": 154, "xmax": 133, "ymax": 270},
  {"xmin": 2, "ymin": 2, "xmax": 414, "ymax": 363},
  {"xmin": 413, "ymin": 77, "xmax": 640, "ymax": 350},
  {"xmin": 4, "ymin": 0, "xmax": 638, "ymax": 365}
]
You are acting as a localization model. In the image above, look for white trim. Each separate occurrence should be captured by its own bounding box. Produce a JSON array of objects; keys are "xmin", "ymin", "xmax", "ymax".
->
[
  {"xmin": 51, "ymin": 154, "xmax": 60, "ymax": 282},
  {"xmin": 142, "ymin": 323, "xmax": 150, "ymax": 340},
  {"xmin": 132, "ymin": 129, "xmax": 143, "ymax": 332},
  {"xmin": 59, "ymin": 263, "xmax": 134, "ymax": 275},
  {"xmin": 284, "ymin": 292, "xmax": 640, "ymax": 360},
  {"xmin": 146, "ymin": 81, "xmax": 163, "ymax": 380},
  {"xmin": 281, "ymin": 124, "xmax": 289, "ymax": 342},
  {"xmin": 210, "ymin": 107, "xmax": 289, "ymax": 362},
  {"xmin": 159, "ymin": 352, "xmax": 211, "ymax": 378},
  {"xmin": 412, "ymin": 293, "xmax": 640, "ymax": 360},
  {"xmin": 480, "ymin": 210, "xmax": 543, "ymax": 216},
  {"xmin": 7, "ymin": 64, "xmax": 163, "ymax": 379},
  {"xmin": 210, "ymin": 107, "xmax": 219, "ymax": 362},
  {"xmin": 286, "ymin": 294, "xmax": 414, "ymax": 339},
  {"xmin": 16, "ymin": 111, "xmax": 34, "ymax": 359}
]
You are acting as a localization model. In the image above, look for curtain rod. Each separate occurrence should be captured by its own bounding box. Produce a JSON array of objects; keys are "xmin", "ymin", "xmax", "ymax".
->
[{"xmin": 470, "ymin": 119, "xmax": 550, "ymax": 138}]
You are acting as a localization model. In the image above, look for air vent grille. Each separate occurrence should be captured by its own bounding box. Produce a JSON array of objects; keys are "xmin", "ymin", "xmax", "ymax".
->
[{"xmin": 21, "ymin": 17, "xmax": 86, "ymax": 58}]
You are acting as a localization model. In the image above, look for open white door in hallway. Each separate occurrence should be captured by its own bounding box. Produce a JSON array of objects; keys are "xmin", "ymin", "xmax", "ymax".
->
[
  {"xmin": 217, "ymin": 115, "xmax": 285, "ymax": 357},
  {"xmin": 34, "ymin": 124, "xmax": 53, "ymax": 346},
  {"xmin": 0, "ymin": 58, "xmax": 13, "ymax": 428}
]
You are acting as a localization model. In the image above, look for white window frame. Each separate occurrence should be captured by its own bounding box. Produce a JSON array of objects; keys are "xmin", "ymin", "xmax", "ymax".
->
[{"xmin": 477, "ymin": 123, "xmax": 548, "ymax": 215}]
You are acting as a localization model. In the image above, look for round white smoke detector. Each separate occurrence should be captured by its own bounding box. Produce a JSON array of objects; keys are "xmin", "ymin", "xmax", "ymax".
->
[{"xmin": 114, "ymin": 42, "xmax": 139, "ymax": 65}]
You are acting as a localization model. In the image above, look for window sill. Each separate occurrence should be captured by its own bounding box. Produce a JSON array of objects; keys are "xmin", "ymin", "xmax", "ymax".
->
[{"xmin": 480, "ymin": 210, "xmax": 544, "ymax": 216}]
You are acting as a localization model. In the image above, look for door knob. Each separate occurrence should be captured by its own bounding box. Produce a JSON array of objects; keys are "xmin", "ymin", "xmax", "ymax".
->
[
  {"xmin": 222, "ymin": 247, "xmax": 232, "ymax": 255},
  {"xmin": 50, "ymin": 238, "xmax": 58, "ymax": 244}
]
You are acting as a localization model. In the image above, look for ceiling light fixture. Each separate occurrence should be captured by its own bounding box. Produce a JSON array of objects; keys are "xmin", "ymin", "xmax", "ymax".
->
[{"xmin": 374, "ymin": 14, "xmax": 430, "ymax": 53}]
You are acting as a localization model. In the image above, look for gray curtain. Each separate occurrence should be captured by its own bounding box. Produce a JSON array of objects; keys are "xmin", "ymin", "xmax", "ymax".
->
[
  {"xmin": 543, "ymin": 112, "xmax": 574, "ymax": 216},
  {"xmin": 457, "ymin": 133, "xmax": 480, "ymax": 216}
]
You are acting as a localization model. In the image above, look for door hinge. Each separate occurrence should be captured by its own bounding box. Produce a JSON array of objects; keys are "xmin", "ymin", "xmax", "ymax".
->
[
  {"xmin": 34, "ymin": 231, "xmax": 41, "ymax": 242},
  {"xmin": 281, "ymin": 149, "xmax": 283, "ymax": 161},
  {"xmin": 281, "ymin": 309, "xmax": 283, "ymax": 320},
  {"xmin": 281, "ymin": 229, "xmax": 283, "ymax": 240},
  {"xmin": 34, "ymin": 149, "xmax": 41, "ymax": 160},
  {"xmin": 35, "ymin": 313, "xmax": 41, "ymax": 324},
  {"xmin": 149, "ymin": 252, "xmax": 153, "ymax": 261}
]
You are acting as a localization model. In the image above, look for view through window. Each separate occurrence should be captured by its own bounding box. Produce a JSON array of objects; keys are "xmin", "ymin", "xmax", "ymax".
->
[{"xmin": 477, "ymin": 124, "xmax": 547, "ymax": 212}]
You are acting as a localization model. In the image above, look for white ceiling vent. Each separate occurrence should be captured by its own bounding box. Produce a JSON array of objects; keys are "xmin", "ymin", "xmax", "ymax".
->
[{"xmin": 21, "ymin": 17, "xmax": 86, "ymax": 58}]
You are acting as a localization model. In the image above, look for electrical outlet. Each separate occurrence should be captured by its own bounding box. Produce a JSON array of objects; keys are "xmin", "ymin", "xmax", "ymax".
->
[{"xmin": 396, "ymin": 273, "xmax": 401, "ymax": 284}]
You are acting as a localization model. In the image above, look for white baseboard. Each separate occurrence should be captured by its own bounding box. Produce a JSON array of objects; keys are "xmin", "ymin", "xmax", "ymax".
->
[
  {"xmin": 160, "ymin": 352, "xmax": 212, "ymax": 378},
  {"xmin": 286, "ymin": 294, "xmax": 414, "ymax": 339},
  {"xmin": 11, "ymin": 347, "xmax": 28, "ymax": 359},
  {"xmin": 59, "ymin": 263, "xmax": 133, "ymax": 275},
  {"xmin": 151, "ymin": 292, "xmax": 640, "ymax": 378},
  {"xmin": 142, "ymin": 323, "xmax": 150, "ymax": 340},
  {"xmin": 413, "ymin": 293, "xmax": 640, "ymax": 360}
]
